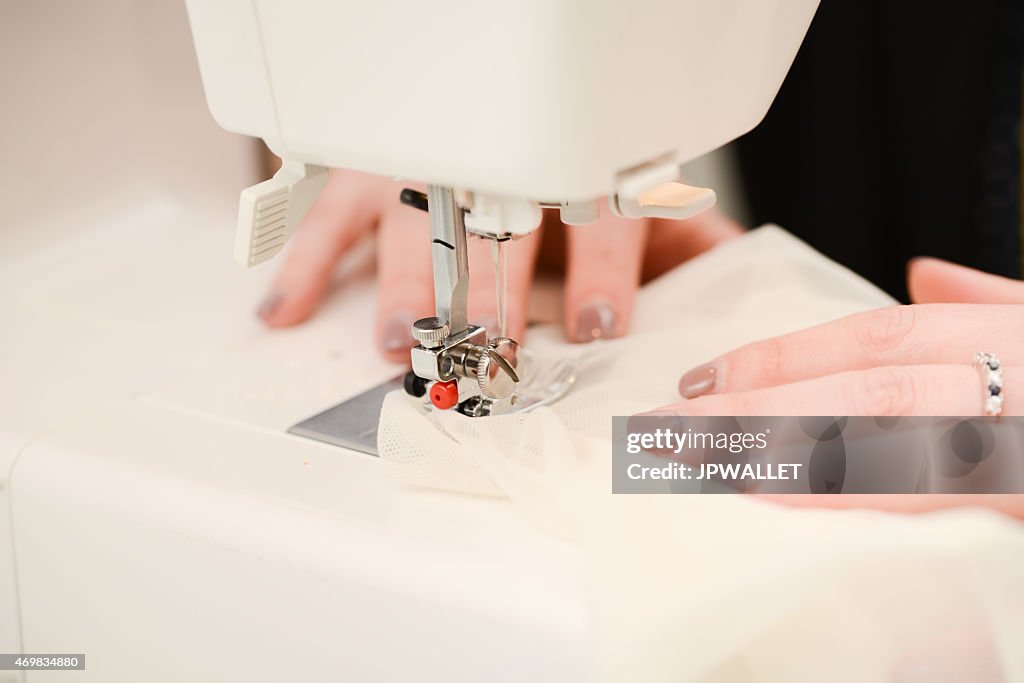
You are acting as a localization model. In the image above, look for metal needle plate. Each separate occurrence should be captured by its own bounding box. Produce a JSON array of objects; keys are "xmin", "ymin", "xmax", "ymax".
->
[{"xmin": 288, "ymin": 374, "xmax": 405, "ymax": 456}]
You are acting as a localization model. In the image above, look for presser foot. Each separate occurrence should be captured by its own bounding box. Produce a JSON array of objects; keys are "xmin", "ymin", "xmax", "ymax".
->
[
  {"xmin": 409, "ymin": 318, "xmax": 523, "ymax": 411},
  {"xmin": 287, "ymin": 345, "xmax": 579, "ymax": 457},
  {"xmin": 403, "ymin": 346, "xmax": 578, "ymax": 418}
]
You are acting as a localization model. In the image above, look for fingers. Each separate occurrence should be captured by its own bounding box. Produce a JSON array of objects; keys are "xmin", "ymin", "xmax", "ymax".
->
[
  {"xmin": 908, "ymin": 257, "xmax": 1024, "ymax": 304},
  {"xmin": 561, "ymin": 204, "xmax": 741, "ymax": 341},
  {"xmin": 642, "ymin": 208, "xmax": 745, "ymax": 281},
  {"xmin": 677, "ymin": 304, "xmax": 1024, "ymax": 398},
  {"xmin": 466, "ymin": 230, "xmax": 542, "ymax": 343},
  {"xmin": 258, "ymin": 169, "xmax": 384, "ymax": 327},
  {"xmin": 375, "ymin": 198, "xmax": 434, "ymax": 363},
  {"xmin": 564, "ymin": 208, "xmax": 649, "ymax": 342},
  {"xmin": 661, "ymin": 365, "xmax": 1021, "ymax": 417}
]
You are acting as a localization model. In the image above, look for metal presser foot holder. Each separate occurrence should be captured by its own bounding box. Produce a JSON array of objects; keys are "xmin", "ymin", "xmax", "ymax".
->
[
  {"xmin": 402, "ymin": 347, "xmax": 579, "ymax": 418},
  {"xmin": 289, "ymin": 184, "xmax": 577, "ymax": 455},
  {"xmin": 402, "ymin": 185, "xmax": 578, "ymax": 417}
]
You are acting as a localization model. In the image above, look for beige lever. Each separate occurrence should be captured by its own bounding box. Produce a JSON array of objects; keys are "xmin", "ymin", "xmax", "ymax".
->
[
  {"xmin": 610, "ymin": 159, "xmax": 718, "ymax": 221},
  {"xmin": 637, "ymin": 182, "xmax": 717, "ymax": 220}
]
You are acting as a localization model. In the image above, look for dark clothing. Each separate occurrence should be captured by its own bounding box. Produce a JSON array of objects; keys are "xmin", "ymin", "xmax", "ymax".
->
[{"xmin": 735, "ymin": 0, "xmax": 1023, "ymax": 301}]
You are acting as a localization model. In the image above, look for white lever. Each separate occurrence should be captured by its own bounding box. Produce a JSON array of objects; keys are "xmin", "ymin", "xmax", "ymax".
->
[{"xmin": 235, "ymin": 161, "xmax": 328, "ymax": 267}]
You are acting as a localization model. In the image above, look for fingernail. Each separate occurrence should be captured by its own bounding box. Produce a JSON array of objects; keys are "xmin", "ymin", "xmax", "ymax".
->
[
  {"xmin": 678, "ymin": 363, "xmax": 719, "ymax": 398},
  {"xmin": 382, "ymin": 311, "xmax": 416, "ymax": 352},
  {"xmin": 575, "ymin": 298, "xmax": 617, "ymax": 343},
  {"xmin": 257, "ymin": 289, "xmax": 285, "ymax": 321}
]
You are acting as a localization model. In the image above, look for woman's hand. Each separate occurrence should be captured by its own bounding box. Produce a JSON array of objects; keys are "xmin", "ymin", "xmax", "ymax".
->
[
  {"xmin": 651, "ymin": 257, "xmax": 1024, "ymax": 518},
  {"xmin": 663, "ymin": 258, "xmax": 1024, "ymax": 415},
  {"xmin": 257, "ymin": 168, "xmax": 742, "ymax": 362}
]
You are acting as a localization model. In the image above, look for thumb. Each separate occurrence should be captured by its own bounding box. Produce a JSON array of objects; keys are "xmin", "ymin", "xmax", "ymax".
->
[{"xmin": 907, "ymin": 257, "xmax": 1024, "ymax": 304}]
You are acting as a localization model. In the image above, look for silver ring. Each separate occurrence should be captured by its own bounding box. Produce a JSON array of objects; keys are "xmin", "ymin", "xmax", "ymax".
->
[{"xmin": 973, "ymin": 352, "xmax": 1004, "ymax": 417}]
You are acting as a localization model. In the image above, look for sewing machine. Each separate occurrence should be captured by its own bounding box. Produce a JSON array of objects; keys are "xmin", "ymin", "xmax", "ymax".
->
[
  {"xmin": 186, "ymin": 0, "xmax": 821, "ymax": 425},
  {"xmin": 0, "ymin": 2, "xmax": 820, "ymax": 681}
]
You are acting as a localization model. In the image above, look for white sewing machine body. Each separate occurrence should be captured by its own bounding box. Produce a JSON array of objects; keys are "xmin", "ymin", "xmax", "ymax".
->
[
  {"xmin": 185, "ymin": 0, "xmax": 819, "ymax": 417},
  {"xmin": 186, "ymin": 0, "xmax": 819, "ymax": 203},
  {"xmin": 0, "ymin": 204, "xmax": 588, "ymax": 682}
]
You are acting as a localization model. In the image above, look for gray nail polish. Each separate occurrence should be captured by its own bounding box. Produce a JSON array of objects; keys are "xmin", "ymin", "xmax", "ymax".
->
[
  {"xmin": 257, "ymin": 289, "xmax": 285, "ymax": 320},
  {"xmin": 575, "ymin": 298, "xmax": 617, "ymax": 343},
  {"xmin": 678, "ymin": 363, "xmax": 719, "ymax": 398},
  {"xmin": 382, "ymin": 312, "xmax": 416, "ymax": 352}
]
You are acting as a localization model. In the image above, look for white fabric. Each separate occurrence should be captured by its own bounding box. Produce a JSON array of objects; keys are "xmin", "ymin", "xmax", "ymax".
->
[{"xmin": 379, "ymin": 226, "xmax": 1024, "ymax": 682}]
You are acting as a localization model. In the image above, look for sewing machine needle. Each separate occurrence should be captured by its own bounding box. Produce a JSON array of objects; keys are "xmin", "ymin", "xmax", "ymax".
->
[{"xmin": 491, "ymin": 237, "xmax": 509, "ymax": 338}]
